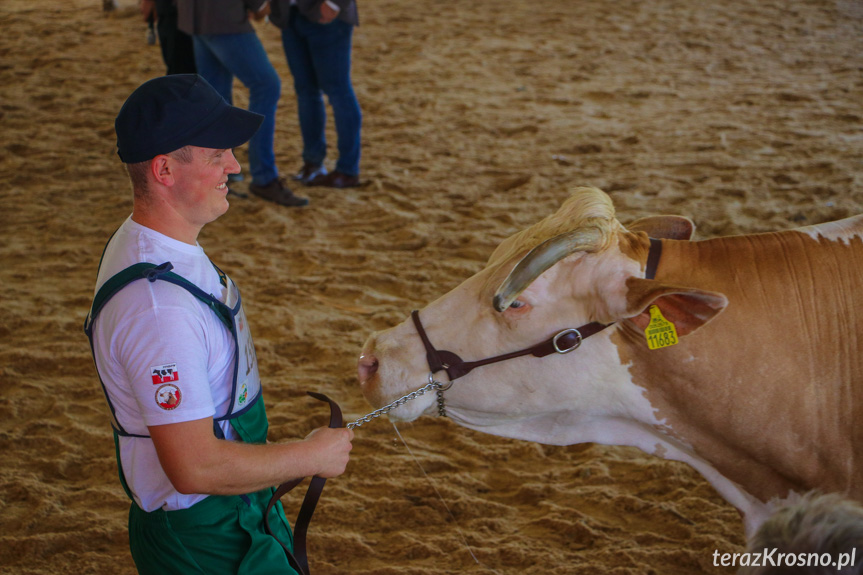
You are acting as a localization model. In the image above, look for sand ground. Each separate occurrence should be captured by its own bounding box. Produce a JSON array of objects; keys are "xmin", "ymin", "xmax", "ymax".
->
[{"xmin": 1, "ymin": 0, "xmax": 862, "ymax": 573}]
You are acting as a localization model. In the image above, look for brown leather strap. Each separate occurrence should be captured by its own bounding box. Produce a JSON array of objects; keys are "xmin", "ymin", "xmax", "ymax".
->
[
  {"xmin": 645, "ymin": 238, "xmax": 662, "ymax": 281},
  {"xmin": 411, "ymin": 310, "xmax": 609, "ymax": 381},
  {"xmin": 264, "ymin": 392, "xmax": 344, "ymax": 575}
]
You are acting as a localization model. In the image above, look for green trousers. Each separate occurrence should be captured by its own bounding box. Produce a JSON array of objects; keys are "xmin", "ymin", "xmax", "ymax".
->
[{"xmin": 129, "ymin": 487, "xmax": 297, "ymax": 575}]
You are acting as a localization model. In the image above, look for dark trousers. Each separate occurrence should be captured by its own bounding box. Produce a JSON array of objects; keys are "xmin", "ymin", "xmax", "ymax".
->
[
  {"xmin": 282, "ymin": 7, "xmax": 362, "ymax": 176},
  {"xmin": 155, "ymin": 7, "xmax": 196, "ymax": 75}
]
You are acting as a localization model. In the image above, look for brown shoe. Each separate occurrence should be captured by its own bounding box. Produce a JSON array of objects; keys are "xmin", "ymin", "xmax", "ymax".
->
[
  {"xmin": 293, "ymin": 163, "xmax": 327, "ymax": 183},
  {"xmin": 248, "ymin": 177, "xmax": 309, "ymax": 207},
  {"xmin": 305, "ymin": 170, "xmax": 361, "ymax": 189}
]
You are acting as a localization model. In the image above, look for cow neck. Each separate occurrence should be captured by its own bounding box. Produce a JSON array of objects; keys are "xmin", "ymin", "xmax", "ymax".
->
[{"xmin": 412, "ymin": 238, "xmax": 663, "ymax": 387}]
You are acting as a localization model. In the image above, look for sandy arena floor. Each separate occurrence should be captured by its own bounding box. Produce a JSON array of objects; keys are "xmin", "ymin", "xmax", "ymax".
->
[{"xmin": 1, "ymin": 0, "xmax": 862, "ymax": 573}]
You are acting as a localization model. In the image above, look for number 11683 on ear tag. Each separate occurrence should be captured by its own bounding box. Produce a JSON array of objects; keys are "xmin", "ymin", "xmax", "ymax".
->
[{"xmin": 645, "ymin": 305, "xmax": 679, "ymax": 350}]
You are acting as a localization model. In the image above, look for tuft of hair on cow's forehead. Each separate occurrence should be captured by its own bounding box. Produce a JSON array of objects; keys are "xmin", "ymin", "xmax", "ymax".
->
[{"xmin": 487, "ymin": 187, "xmax": 619, "ymax": 267}]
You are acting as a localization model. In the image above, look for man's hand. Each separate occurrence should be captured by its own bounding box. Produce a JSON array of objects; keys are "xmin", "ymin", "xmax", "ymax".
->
[
  {"xmin": 251, "ymin": 1, "xmax": 271, "ymax": 21},
  {"xmin": 319, "ymin": 0, "xmax": 340, "ymax": 24},
  {"xmin": 304, "ymin": 426, "xmax": 354, "ymax": 477}
]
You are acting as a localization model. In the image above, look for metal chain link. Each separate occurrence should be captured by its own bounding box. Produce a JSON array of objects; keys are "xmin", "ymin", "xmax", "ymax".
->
[{"xmin": 347, "ymin": 377, "xmax": 444, "ymax": 429}]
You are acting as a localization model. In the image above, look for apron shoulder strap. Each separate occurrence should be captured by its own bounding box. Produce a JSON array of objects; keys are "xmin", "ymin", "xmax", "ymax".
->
[{"xmin": 85, "ymin": 262, "xmax": 234, "ymax": 335}]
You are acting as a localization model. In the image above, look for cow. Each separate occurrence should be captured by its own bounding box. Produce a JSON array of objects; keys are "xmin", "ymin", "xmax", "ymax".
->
[{"xmin": 357, "ymin": 186, "xmax": 863, "ymax": 536}]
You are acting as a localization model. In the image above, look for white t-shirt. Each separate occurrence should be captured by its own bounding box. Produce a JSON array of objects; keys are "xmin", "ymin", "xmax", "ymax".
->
[{"xmin": 91, "ymin": 217, "xmax": 238, "ymax": 512}]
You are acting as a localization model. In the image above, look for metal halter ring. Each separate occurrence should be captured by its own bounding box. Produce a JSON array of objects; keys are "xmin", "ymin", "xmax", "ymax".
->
[
  {"xmin": 429, "ymin": 371, "xmax": 454, "ymax": 391},
  {"xmin": 552, "ymin": 328, "xmax": 583, "ymax": 354}
]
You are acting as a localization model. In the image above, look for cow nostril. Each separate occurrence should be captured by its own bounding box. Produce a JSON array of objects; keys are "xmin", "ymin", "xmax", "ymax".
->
[{"xmin": 358, "ymin": 353, "xmax": 379, "ymax": 383}]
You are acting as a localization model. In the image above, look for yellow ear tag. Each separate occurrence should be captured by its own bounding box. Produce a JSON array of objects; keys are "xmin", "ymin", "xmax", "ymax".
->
[{"xmin": 645, "ymin": 305, "xmax": 679, "ymax": 350}]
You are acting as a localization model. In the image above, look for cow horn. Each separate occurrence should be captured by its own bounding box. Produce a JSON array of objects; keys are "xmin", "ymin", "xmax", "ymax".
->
[{"xmin": 493, "ymin": 226, "xmax": 605, "ymax": 312}]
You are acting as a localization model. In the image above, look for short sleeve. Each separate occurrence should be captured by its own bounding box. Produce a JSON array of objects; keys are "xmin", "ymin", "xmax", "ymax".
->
[{"xmin": 113, "ymin": 304, "xmax": 218, "ymax": 427}]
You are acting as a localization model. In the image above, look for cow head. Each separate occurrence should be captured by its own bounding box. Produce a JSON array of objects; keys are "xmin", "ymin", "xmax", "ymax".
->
[{"xmin": 358, "ymin": 187, "xmax": 727, "ymax": 443}]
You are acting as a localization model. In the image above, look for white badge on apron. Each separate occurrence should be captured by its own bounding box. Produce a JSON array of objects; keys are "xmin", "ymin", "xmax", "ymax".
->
[{"xmin": 224, "ymin": 278, "xmax": 262, "ymax": 415}]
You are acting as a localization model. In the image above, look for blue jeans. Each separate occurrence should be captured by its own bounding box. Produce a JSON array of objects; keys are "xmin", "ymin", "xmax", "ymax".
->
[
  {"xmin": 281, "ymin": 9, "xmax": 362, "ymax": 176},
  {"xmin": 193, "ymin": 33, "xmax": 281, "ymax": 185}
]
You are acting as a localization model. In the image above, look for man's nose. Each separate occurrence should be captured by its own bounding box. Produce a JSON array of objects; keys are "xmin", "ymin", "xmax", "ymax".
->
[{"xmin": 225, "ymin": 149, "xmax": 241, "ymax": 173}]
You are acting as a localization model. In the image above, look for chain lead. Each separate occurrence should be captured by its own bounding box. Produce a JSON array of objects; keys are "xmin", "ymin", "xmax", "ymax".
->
[{"xmin": 347, "ymin": 374, "xmax": 445, "ymax": 429}]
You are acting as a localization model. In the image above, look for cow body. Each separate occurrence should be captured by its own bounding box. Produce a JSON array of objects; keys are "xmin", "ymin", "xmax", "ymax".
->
[{"xmin": 358, "ymin": 187, "xmax": 863, "ymax": 535}]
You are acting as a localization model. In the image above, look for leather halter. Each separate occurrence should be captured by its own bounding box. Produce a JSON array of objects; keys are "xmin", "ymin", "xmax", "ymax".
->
[{"xmin": 411, "ymin": 238, "xmax": 662, "ymax": 384}]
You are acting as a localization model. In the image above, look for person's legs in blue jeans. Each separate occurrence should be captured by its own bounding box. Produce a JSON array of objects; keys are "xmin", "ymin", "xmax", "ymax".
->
[
  {"xmin": 281, "ymin": 15, "xmax": 327, "ymax": 170},
  {"xmin": 283, "ymin": 13, "xmax": 361, "ymax": 177},
  {"xmin": 192, "ymin": 36, "xmax": 233, "ymax": 104},
  {"xmin": 192, "ymin": 33, "xmax": 281, "ymax": 186}
]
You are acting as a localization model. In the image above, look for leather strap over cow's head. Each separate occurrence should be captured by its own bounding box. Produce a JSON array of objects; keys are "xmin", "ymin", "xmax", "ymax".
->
[
  {"xmin": 410, "ymin": 238, "xmax": 663, "ymax": 384},
  {"xmin": 411, "ymin": 310, "xmax": 608, "ymax": 383}
]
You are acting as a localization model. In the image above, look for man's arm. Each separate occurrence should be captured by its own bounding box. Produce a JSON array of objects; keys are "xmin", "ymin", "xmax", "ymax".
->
[{"xmin": 149, "ymin": 417, "xmax": 354, "ymax": 495}]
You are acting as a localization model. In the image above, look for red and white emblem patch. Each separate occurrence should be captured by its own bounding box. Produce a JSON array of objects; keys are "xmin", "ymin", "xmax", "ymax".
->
[
  {"xmin": 150, "ymin": 362, "xmax": 179, "ymax": 385},
  {"xmin": 155, "ymin": 384, "xmax": 182, "ymax": 410}
]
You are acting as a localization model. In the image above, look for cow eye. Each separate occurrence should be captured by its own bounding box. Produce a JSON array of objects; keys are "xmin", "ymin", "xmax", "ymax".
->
[{"xmin": 509, "ymin": 300, "xmax": 526, "ymax": 309}]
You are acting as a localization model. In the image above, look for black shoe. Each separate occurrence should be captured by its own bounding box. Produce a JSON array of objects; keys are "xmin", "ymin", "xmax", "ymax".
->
[
  {"xmin": 293, "ymin": 163, "xmax": 327, "ymax": 183},
  {"xmin": 305, "ymin": 171, "xmax": 361, "ymax": 189},
  {"xmin": 248, "ymin": 177, "xmax": 309, "ymax": 207}
]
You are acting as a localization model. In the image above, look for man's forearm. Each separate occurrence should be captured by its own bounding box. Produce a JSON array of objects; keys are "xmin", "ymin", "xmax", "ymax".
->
[{"xmin": 149, "ymin": 417, "xmax": 352, "ymax": 496}]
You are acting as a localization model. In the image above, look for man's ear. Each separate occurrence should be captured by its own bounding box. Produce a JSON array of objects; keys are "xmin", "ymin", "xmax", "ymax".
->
[
  {"xmin": 150, "ymin": 155, "xmax": 174, "ymax": 187},
  {"xmin": 623, "ymin": 277, "xmax": 728, "ymax": 336}
]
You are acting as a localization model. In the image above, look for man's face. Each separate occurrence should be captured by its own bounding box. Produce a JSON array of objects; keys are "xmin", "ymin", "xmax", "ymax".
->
[{"xmin": 168, "ymin": 146, "xmax": 241, "ymax": 227}]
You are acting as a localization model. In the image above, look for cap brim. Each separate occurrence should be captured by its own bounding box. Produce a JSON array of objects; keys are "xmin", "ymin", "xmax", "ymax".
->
[{"xmin": 186, "ymin": 106, "xmax": 264, "ymax": 151}]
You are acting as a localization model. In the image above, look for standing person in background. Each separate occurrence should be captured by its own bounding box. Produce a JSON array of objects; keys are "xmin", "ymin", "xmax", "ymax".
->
[
  {"xmin": 142, "ymin": 0, "xmax": 197, "ymax": 75},
  {"xmin": 85, "ymin": 74, "xmax": 353, "ymax": 574},
  {"xmin": 270, "ymin": 0, "xmax": 363, "ymax": 189},
  {"xmin": 177, "ymin": 0, "xmax": 309, "ymax": 207}
]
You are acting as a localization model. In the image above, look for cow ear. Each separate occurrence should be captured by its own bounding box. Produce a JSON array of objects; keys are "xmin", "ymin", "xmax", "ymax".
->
[
  {"xmin": 627, "ymin": 215, "xmax": 695, "ymax": 240},
  {"xmin": 622, "ymin": 277, "xmax": 728, "ymax": 336}
]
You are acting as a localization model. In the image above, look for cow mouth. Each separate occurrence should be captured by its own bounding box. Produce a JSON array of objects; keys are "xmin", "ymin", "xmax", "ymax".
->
[
  {"xmin": 385, "ymin": 396, "xmax": 435, "ymax": 422},
  {"xmin": 358, "ymin": 372, "xmax": 440, "ymax": 423}
]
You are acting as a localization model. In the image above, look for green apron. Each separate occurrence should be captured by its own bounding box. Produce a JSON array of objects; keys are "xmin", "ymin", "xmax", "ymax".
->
[{"xmin": 85, "ymin": 261, "xmax": 297, "ymax": 575}]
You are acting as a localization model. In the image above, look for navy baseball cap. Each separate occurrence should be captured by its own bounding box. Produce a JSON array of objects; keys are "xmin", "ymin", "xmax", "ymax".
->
[{"xmin": 115, "ymin": 74, "xmax": 264, "ymax": 164}]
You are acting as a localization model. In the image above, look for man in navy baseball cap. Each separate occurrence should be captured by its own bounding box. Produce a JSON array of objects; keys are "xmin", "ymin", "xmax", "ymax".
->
[{"xmin": 86, "ymin": 73, "xmax": 353, "ymax": 574}]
